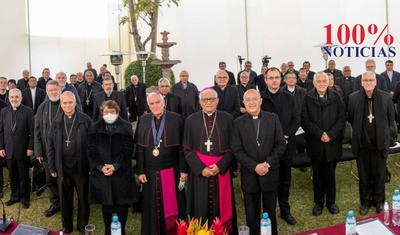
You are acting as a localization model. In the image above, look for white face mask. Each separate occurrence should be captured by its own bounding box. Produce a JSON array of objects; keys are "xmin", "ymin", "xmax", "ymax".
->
[{"xmin": 103, "ymin": 113, "xmax": 118, "ymax": 124}]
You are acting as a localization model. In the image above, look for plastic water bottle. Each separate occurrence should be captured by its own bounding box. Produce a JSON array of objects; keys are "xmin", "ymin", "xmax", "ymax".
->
[
  {"xmin": 345, "ymin": 210, "xmax": 356, "ymax": 235},
  {"xmin": 111, "ymin": 215, "xmax": 122, "ymax": 235},
  {"xmin": 392, "ymin": 189, "xmax": 400, "ymax": 226},
  {"xmin": 260, "ymin": 212, "xmax": 271, "ymax": 235},
  {"xmin": 384, "ymin": 201, "xmax": 390, "ymax": 225}
]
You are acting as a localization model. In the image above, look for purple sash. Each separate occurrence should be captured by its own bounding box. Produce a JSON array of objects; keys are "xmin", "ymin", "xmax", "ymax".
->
[
  {"xmin": 197, "ymin": 152, "xmax": 233, "ymax": 232},
  {"xmin": 160, "ymin": 168, "xmax": 178, "ymax": 234}
]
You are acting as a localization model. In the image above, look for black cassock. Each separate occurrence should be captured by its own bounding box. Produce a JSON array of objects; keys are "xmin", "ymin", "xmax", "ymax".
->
[
  {"xmin": 136, "ymin": 111, "xmax": 187, "ymax": 235},
  {"xmin": 183, "ymin": 110, "xmax": 237, "ymax": 235}
]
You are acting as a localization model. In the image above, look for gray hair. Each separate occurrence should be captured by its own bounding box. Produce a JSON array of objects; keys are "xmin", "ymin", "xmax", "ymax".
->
[
  {"xmin": 158, "ymin": 78, "xmax": 171, "ymax": 86},
  {"xmin": 313, "ymin": 71, "xmax": 329, "ymax": 83},
  {"xmin": 146, "ymin": 92, "xmax": 164, "ymax": 104},
  {"xmin": 362, "ymin": 71, "xmax": 376, "ymax": 80},
  {"xmin": 60, "ymin": 91, "xmax": 76, "ymax": 102},
  {"xmin": 199, "ymin": 88, "xmax": 218, "ymax": 100},
  {"xmin": 9, "ymin": 88, "xmax": 22, "ymax": 97}
]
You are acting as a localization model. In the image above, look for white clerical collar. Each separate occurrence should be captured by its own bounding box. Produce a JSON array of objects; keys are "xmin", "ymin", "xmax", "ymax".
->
[{"xmin": 287, "ymin": 86, "xmax": 295, "ymax": 92}]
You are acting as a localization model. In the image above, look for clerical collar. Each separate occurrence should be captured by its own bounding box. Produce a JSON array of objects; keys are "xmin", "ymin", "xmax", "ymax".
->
[
  {"xmin": 0, "ymin": 90, "xmax": 6, "ymax": 95},
  {"xmin": 12, "ymin": 106, "xmax": 19, "ymax": 111},
  {"xmin": 287, "ymin": 86, "xmax": 295, "ymax": 92},
  {"xmin": 64, "ymin": 112, "xmax": 76, "ymax": 119},
  {"xmin": 242, "ymin": 84, "xmax": 247, "ymax": 88},
  {"xmin": 203, "ymin": 111, "xmax": 216, "ymax": 117},
  {"xmin": 248, "ymin": 112, "xmax": 261, "ymax": 119}
]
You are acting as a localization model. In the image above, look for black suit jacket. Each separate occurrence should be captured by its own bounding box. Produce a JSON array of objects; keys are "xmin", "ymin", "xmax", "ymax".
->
[
  {"xmin": 125, "ymin": 82, "xmax": 147, "ymax": 113},
  {"xmin": 0, "ymin": 105, "xmax": 34, "ymax": 160},
  {"xmin": 164, "ymin": 92, "xmax": 182, "ymax": 116},
  {"xmin": 17, "ymin": 78, "xmax": 29, "ymax": 91},
  {"xmin": 261, "ymin": 89, "xmax": 301, "ymax": 157},
  {"xmin": 307, "ymin": 71, "xmax": 315, "ymax": 81},
  {"xmin": 212, "ymin": 85, "xmax": 241, "ymax": 119},
  {"xmin": 92, "ymin": 91, "xmax": 129, "ymax": 122},
  {"xmin": 232, "ymin": 111, "xmax": 286, "ymax": 193},
  {"xmin": 381, "ymin": 70, "xmax": 400, "ymax": 92},
  {"xmin": 170, "ymin": 82, "xmax": 200, "ymax": 119},
  {"xmin": 22, "ymin": 87, "xmax": 46, "ymax": 115}
]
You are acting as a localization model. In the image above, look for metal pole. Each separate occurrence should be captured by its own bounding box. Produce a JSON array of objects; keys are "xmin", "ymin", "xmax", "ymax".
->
[
  {"xmin": 244, "ymin": 0, "xmax": 249, "ymax": 60},
  {"xmin": 142, "ymin": 60, "xmax": 146, "ymax": 84},
  {"xmin": 26, "ymin": 0, "xmax": 32, "ymax": 72}
]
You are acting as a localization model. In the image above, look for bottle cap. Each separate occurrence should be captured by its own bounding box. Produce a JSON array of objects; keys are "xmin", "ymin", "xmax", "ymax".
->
[
  {"xmin": 384, "ymin": 201, "xmax": 389, "ymax": 210},
  {"xmin": 262, "ymin": 212, "xmax": 268, "ymax": 219},
  {"xmin": 113, "ymin": 215, "xmax": 118, "ymax": 222},
  {"xmin": 348, "ymin": 210, "xmax": 354, "ymax": 217},
  {"xmin": 395, "ymin": 189, "xmax": 399, "ymax": 195}
]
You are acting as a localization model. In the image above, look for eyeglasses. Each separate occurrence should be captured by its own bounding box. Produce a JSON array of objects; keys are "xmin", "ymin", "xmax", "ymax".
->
[
  {"xmin": 243, "ymin": 97, "xmax": 260, "ymax": 103},
  {"xmin": 315, "ymin": 80, "xmax": 328, "ymax": 84},
  {"xmin": 266, "ymin": 76, "xmax": 281, "ymax": 80},
  {"xmin": 362, "ymin": 79, "xmax": 376, "ymax": 83},
  {"xmin": 216, "ymin": 76, "xmax": 228, "ymax": 80},
  {"xmin": 200, "ymin": 97, "xmax": 217, "ymax": 103}
]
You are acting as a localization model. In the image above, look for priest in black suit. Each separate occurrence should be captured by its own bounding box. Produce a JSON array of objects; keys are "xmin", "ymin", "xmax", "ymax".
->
[
  {"xmin": 0, "ymin": 88, "xmax": 34, "ymax": 209},
  {"xmin": 92, "ymin": 77, "xmax": 128, "ymax": 122},
  {"xmin": 21, "ymin": 76, "xmax": 46, "ymax": 115},
  {"xmin": 215, "ymin": 62, "xmax": 236, "ymax": 86},
  {"xmin": 183, "ymin": 88, "xmax": 237, "ymax": 234},
  {"xmin": 158, "ymin": 78, "xmax": 182, "ymax": 116},
  {"xmin": 237, "ymin": 71, "xmax": 256, "ymax": 116},
  {"xmin": 125, "ymin": 75, "xmax": 147, "ymax": 122},
  {"xmin": 354, "ymin": 59, "xmax": 389, "ymax": 93},
  {"xmin": 212, "ymin": 70, "xmax": 240, "ymax": 119},
  {"xmin": 303, "ymin": 61, "xmax": 315, "ymax": 81},
  {"xmin": 170, "ymin": 70, "xmax": 200, "ymax": 120},
  {"xmin": 232, "ymin": 89, "xmax": 286, "ymax": 235},
  {"xmin": 16, "ymin": 70, "xmax": 30, "ymax": 91},
  {"xmin": 0, "ymin": 98, "xmax": 9, "ymax": 198},
  {"xmin": 77, "ymin": 71, "xmax": 103, "ymax": 119},
  {"xmin": 261, "ymin": 68, "xmax": 301, "ymax": 226}
]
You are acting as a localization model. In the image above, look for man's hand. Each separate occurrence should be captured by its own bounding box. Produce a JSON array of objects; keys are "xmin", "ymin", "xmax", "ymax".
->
[
  {"xmin": 209, "ymin": 164, "xmax": 220, "ymax": 175},
  {"xmin": 103, "ymin": 164, "xmax": 115, "ymax": 176},
  {"xmin": 51, "ymin": 172, "xmax": 57, "ymax": 178},
  {"xmin": 36, "ymin": 156, "xmax": 43, "ymax": 164},
  {"xmin": 0, "ymin": 150, "xmax": 5, "ymax": 158},
  {"xmin": 180, "ymin": 172, "xmax": 188, "ymax": 181},
  {"xmin": 138, "ymin": 174, "xmax": 147, "ymax": 183},
  {"xmin": 255, "ymin": 162, "xmax": 269, "ymax": 176},
  {"xmin": 26, "ymin": 149, "xmax": 34, "ymax": 157},
  {"xmin": 201, "ymin": 167, "xmax": 214, "ymax": 178},
  {"xmin": 321, "ymin": 132, "xmax": 330, "ymax": 143}
]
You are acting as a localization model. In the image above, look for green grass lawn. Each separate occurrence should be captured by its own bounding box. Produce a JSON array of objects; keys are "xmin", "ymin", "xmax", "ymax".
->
[{"xmin": 3, "ymin": 154, "xmax": 399, "ymax": 235}]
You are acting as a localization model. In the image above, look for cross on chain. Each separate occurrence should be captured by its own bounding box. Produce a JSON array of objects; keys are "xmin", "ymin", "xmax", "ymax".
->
[
  {"xmin": 368, "ymin": 113, "xmax": 374, "ymax": 123},
  {"xmin": 204, "ymin": 139, "xmax": 213, "ymax": 152},
  {"xmin": 65, "ymin": 139, "xmax": 71, "ymax": 147}
]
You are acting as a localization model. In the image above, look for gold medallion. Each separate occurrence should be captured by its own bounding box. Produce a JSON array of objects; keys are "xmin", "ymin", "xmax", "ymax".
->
[{"xmin": 152, "ymin": 148, "xmax": 159, "ymax": 157}]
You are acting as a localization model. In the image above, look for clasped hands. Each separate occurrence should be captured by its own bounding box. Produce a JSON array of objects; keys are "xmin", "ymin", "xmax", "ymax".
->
[
  {"xmin": 255, "ymin": 162, "xmax": 269, "ymax": 176},
  {"xmin": 101, "ymin": 164, "xmax": 115, "ymax": 177},
  {"xmin": 201, "ymin": 164, "xmax": 220, "ymax": 178},
  {"xmin": 320, "ymin": 132, "xmax": 331, "ymax": 143}
]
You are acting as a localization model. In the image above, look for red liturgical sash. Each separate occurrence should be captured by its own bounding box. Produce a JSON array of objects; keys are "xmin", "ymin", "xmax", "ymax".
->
[
  {"xmin": 197, "ymin": 152, "xmax": 233, "ymax": 231},
  {"xmin": 160, "ymin": 168, "xmax": 178, "ymax": 234}
]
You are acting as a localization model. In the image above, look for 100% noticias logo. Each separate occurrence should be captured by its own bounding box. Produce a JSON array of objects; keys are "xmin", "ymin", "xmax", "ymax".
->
[{"xmin": 322, "ymin": 24, "xmax": 396, "ymax": 58}]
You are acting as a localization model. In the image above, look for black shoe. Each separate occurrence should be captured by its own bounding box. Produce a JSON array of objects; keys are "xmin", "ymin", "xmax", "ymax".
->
[
  {"xmin": 299, "ymin": 167, "xmax": 308, "ymax": 172},
  {"xmin": 61, "ymin": 228, "xmax": 72, "ymax": 234},
  {"xmin": 281, "ymin": 214, "xmax": 296, "ymax": 225},
  {"xmin": 312, "ymin": 204, "xmax": 323, "ymax": 216},
  {"xmin": 5, "ymin": 199, "xmax": 19, "ymax": 206},
  {"xmin": 376, "ymin": 203, "xmax": 384, "ymax": 214},
  {"xmin": 0, "ymin": 193, "xmax": 3, "ymax": 198},
  {"xmin": 327, "ymin": 204, "xmax": 339, "ymax": 214},
  {"xmin": 360, "ymin": 204, "xmax": 370, "ymax": 215},
  {"xmin": 44, "ymin": 205, "xmax": 60, "ymax": 217},
  {"xmin": 22, "ymin": 202, "xmax": 30, "ymax": 209}
]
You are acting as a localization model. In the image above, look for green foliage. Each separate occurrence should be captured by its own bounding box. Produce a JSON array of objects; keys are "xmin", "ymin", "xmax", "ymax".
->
[
  {"xmin": 121, "ymin": 0, "xmax": 180, "ymax": 24},
  {"xmin": 124, "ymin": 58, "xmax": 175, "ymax": 88}
]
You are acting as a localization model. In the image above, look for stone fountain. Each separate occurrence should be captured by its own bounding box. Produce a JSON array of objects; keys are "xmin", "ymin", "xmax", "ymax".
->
[{"xmin": 151, "ymin": 31, "xmax": 181, "ymax": 80}]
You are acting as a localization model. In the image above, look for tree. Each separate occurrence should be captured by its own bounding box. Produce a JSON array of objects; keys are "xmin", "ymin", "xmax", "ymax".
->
[{"xmin": 121, "ymin": 0, "xmax": 179, "ymax": 59}]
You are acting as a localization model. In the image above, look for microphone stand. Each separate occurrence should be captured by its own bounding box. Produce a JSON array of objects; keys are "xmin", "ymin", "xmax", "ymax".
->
[{"xmin": 0, "ymin": 198, "xmax": 12, "ymax": 232}]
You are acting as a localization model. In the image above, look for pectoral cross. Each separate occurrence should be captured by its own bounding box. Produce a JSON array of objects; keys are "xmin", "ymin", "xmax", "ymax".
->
[
  {"xmin": 65, "ymin": 139, "xmax": 71, "ymax": 147},
  {"xmin": 86, "ymin": 100, "xmax": 90, "ymax": 105},
  {"xmin": 368, "ymin": 113, "xmax": 374, "ymax": 123},
  {"xmin": 204, "ymin": 139, "xmax": 213, "ymax": 152}
]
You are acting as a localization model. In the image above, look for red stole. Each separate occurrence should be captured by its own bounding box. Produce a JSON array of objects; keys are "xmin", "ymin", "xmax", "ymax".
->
[
  {"xmin": 197, "ymin": 152, "xmax": 233, "ymax": 232},
  {"xmin": 160, "ymin": 168, "xmax": 178, "ymax": 234}
]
